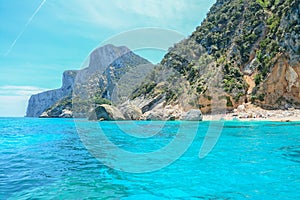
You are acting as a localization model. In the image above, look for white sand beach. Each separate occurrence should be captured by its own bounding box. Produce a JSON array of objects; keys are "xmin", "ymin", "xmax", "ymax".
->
[{"xmin": 203, "ymin": 103, "xmax": 300, "ymax": 122}]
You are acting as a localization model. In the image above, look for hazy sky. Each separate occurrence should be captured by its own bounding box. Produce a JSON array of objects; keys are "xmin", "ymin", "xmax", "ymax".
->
[{"xmin": 0, "ymin": 0, "xmax": 215, "ymax": 116}]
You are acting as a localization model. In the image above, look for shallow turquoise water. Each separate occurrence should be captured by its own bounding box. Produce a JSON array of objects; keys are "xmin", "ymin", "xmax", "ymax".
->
[{"xmin": 1, "ymin": 118, "xmax": 300, "ymax": 199}]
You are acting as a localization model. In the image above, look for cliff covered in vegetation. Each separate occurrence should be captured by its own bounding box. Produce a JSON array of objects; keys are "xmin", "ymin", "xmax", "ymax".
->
[
  {"xmin": 157, "ymin": 0, "xmax": 300, "ymax": 111},
  {"xmin": 27, "ymin": 0, "xmax": 299, "ymax": 118},
  {"xmin": 133, "ymin": 0, "xmax": 297, "ymax": 113}
]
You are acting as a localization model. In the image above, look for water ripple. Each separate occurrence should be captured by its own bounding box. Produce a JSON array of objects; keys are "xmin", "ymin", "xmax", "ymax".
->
[{"xmin": 1, "ymin": 118, "xmax": 300, "ymax": 199}]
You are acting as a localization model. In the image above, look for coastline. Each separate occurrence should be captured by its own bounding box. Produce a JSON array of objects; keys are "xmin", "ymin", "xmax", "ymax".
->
[{"xmin": 203, "ymin": 103, "xmax": 300, "ymax": 122}]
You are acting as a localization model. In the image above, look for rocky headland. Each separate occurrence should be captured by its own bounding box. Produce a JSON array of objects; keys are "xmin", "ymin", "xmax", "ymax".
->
[{"xmin": 26, "ymin": 0, "xmax": 299, "ymax": 121}]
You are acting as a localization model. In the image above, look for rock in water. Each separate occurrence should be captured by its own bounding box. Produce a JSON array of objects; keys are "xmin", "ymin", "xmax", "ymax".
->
[
  {"xmin": 88, "ymin": 104, "xmax": 125, "ymax": 121},
  {"xmin": 182, "ymin": 109, "xmax": 203, "ymax": 121}
]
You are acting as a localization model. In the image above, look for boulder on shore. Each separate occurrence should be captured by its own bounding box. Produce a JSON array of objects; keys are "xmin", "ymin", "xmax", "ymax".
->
[
  {"xmin": 182, "ymin": 109, "xmax": 203, "ymax": 121},
  {"xmin": 119, "ymin": 103, "xmax": 142, "ymax": 120},
  {"xmin": 88, "ymin": 104, "xmax": 125, "ymax": 121},
  {"xmin": 143, "ymin": 110, "xmax": 164, "ymax": 120}
]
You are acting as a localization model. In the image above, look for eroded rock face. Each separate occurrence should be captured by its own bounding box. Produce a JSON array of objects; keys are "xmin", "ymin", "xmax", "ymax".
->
[
  {"xmin": 256, "ymin": 55, "xmax": 300, "ymax": 109},
  {"xmin": 88, "ymin": 44, "xmax": 130, "ymax": 71},
  {"xmin": 88, "ymin": 104, "xmax": 125, "ymax": 121},
  {"xmin": 130, "ymin": 95, "xmax": 165, "ymax": 114},
  {"xmin": 286, "ymin": 66, "xmax": 299, "ymax": 92},
  {"xmin": 26, "ymin": 70, "xmax": 77, "ymax": 117}
]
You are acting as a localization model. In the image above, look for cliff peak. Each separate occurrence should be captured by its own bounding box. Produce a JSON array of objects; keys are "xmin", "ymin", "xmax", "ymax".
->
[{"xmin": 88, "ymin": 44, "xmax": 131, "ymax": 71}]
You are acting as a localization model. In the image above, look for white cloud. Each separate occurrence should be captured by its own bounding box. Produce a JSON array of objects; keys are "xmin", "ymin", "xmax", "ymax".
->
[
  {"xmin": 48, "ymin": 0, "xmax": 126, "ymax": 29},
  {"xmin": 0, "ymin": 85, "xmax": 49, "ymax": 96},
  {"xmin": 0, "ymin": 85, "xmax": 49, "ymax": 116},
  {"xmin": 0, "ymin": 96, "xmax": 30, "ymax": 117}
]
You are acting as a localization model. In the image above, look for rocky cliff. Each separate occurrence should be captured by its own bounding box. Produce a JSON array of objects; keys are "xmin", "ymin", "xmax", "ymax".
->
[
  {"xmin": 131, "ymin": 0, "xmax": 300, "ymax": 113},
  {"xmin": 26, "ymin": 70, "xmax": 77, "ymax": 117},
  {"xmin": 26, "ymin": 44, "xmax": 150, "ymax": 117},
  {"xmin": 27, "ymin": 0, "xmax": 299, "ymax": 119}
]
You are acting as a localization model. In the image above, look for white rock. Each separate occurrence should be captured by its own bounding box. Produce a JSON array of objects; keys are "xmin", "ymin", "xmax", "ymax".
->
[{"xmin": 237, "ymin": 105, "xmax": 246, "ymax": 112}]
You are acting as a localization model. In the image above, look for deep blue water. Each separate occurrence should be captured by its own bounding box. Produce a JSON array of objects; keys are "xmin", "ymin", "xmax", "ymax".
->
[{"xmin": 1, "ymin": 118, "xmax": 300, "ymax": 199}]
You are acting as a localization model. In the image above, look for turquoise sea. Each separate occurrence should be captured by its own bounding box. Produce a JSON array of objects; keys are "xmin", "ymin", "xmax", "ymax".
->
[{"xmin": 1, "ymin": 118, "xmax": 300, "ymax": 199}]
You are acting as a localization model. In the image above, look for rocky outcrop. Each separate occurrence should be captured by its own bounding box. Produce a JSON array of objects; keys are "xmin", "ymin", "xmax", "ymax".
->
[
  {"xmin": 88, "ymin": 104, "xmax": 125, "ymax": 121},
  {"xmin": 142, "ymin": 110, "xmax": 165, "ymax": 120},
  {"xmin": 140, "ymin": 103, "xmax": 184, "ymax": 121},
  {"xmin": 119, "ymin": 103, "xmax": 142, "ymax": 120},
  {"xmin": 139, "ymin": 105, "xmax": 202, "ymax": 121},
  {"xmin": 256, "ymin": 55, "xmax": 300, "ymax": 109},
  {"xmin": 130, "ymin": 94, "xmax": 165, "ymax": 114},
  {"xmin": 40, "ymin": 109, "xmax": 73, "ymax": 118},
  {"xmin": 26, "ymin": 70, "xmax": 77, "ymax": 117},
  {"xmin": 26, "ymin": 44, "xmax": 150, "ymax": 117},
  {"xmin": 182, "ymin": 109, "xmax": 203, "ymax": 121},
  {"xmin": 38, "ymin": 98, "xmax": 73, "ymax": 118}
]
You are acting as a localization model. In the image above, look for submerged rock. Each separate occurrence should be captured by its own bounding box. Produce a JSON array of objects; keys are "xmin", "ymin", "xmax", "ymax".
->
[{"xmin": 88, "ymin": 104, "xmax": 125, "ymax": 121}]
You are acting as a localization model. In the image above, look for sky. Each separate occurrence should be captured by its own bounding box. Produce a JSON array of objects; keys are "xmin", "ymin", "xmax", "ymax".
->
[{"xmin": 0, "ymin": 0, "xmax": 215, "ymax": 117}]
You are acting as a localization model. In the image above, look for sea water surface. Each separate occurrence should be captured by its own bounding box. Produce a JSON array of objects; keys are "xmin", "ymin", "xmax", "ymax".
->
[{"xmin": 0, "ymin": 117, "xmax": 300, "ymax": 199}]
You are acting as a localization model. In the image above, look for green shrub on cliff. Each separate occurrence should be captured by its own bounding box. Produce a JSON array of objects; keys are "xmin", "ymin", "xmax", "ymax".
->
[{"xmin": 156, "ymin": 0, "xmax": 298, "ymax": 107}]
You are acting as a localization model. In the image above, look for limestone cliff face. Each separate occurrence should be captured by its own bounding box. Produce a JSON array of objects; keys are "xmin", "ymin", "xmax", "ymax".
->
[
  {"xmin": 26, "ymin": 44, "xmax": 150, "ymax": 117},
  {"xmin": 256, "ymin": 54, "xmax": 300, "ymax": 109},
  {"xmin": 26, "ymin": 70, "xmax": 77, "ymax": 117},
  {"xmin": 101, "ymin": 51, "xmax": 152, "ymax": 102},
  {"xmin": 88, "ymin": 44, "xmax": 130, "ymax": 71},
  {"xmin": 26, "ymin": 45, "xmax": 130, "ymax": 117}
]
